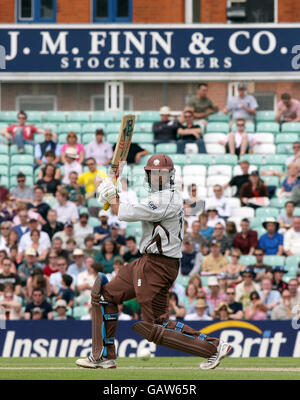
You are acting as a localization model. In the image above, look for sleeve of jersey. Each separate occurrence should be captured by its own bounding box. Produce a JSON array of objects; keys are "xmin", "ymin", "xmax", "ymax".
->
[{"xmin": 118, "ymin": 200, "xmax": 167, "ymax": 222}]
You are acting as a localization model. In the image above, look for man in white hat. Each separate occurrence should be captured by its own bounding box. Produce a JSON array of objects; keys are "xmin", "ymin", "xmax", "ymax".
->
[
  {"xmin": 62, "ymin": 147, "xmax": 82, "ymax": 185},
  {"xmin": 53, "ymin": 299, "xmax": 74, "ymax": 320},
  {"xmin": 259, "ymin": 217, "xmax": 283, "ymax": 256},
  {"xmin": 94, "ymin": 209, "xmax": 110, "ymax": 245},
  {"xmin": 206, "ymin": 276, "xmax": 227, "ymax": 316},
  {"xmin": 68, "ymin": 248, "xmax": 87, "ymax": 282},
  {"xmin": 184, "ymin": 298, "xmax": 212, "ymax": 321},
  {"xmin": 152, "ymin": 106, "xmax": 178, "ymax": 144}
]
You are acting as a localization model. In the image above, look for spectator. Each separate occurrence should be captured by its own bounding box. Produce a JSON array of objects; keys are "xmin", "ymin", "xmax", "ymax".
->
[
  {"xmin": 6, "ymin": 230, "xmax": 19, "ymax": 258},
  {"xmin": 189, "ymin": 220, "xmax": 208, "ymax": 252},
  {"xmin": 205, "ymin": 185, "xmax": 232, "ymax": 220},
  {"xmin": 286, "ymin": 141, "xmax": 300, "ymax": 167},
  {"xmin": 113, "ymin": 142, "xmax": 149, "ymax": 165},
  {"xmin": 168, "ymin": 291, "xmax": 185, "ymax": 320},
  {"xmin": 108, "ymin": 204, "xmax": 127, "ymax": 235},
  {"xmin": 43, "ymin": 250, "xmax": 59, "ymax": 277},
  {"xmin": 258, "ymin": 218, "xmax": 283, "ymax": 256},
  {"xmin": 259, "ymin": 277, "xmax": 281, "ymax": 317},
  {"xmin": 0, "ymin": 257, "xmax": 21, "ymax": 295},
  {"xmin": 118, "ymin": 177, "xmax": 138, "ymax": 205},
  {"xmin": 223, "ymin": 82, "xmax": 258, "ymax": 124},
  {"xmin": 225, "ymin": 286, "xmax": 243, "ymax": 320},
  {"xmin": 184, "ymin": 298, "xmax": 212, "ymax": 321},
  {"xmin": 53, "ymin": 299, "xmax": 74, "ymax": 320},
  {"xmin": 0, "ymin": 250, "xmax": 8, "ymax": 272},
  {"xmin": 198, "ymin": 212, "xmax": 214, "ymax": 239},
  {"xmin": 222, "ymin": 249, "xmax": 245, "ymax": 285},
  {"xmin": 35, "ymin": 128, "xmax": 60, "ymax": 167},
  {"xmin": 67, "ymin": 249, "xmax": 86, "ymax": 283},
  {"xmin": 277, "ymin": 163, "xmax": 300, "ymax": 199},
  {"xmin": 123, "ymin": 236, "xmax": 142, "ymax": 263},
  {"xmin": 225, "ymin": 221, "xmax": 237, "ymax": 241},
  {"xmin": 93, "ymin": 209, "xmax": 110, "ymax": 245},
  {"xmin": 206, "ymin": 207, "xmax": 225, "ymax": 228},
  {"xmin": 272, "ymin": 266, "xmax": 288, "ymax": 294},
  {"xmin": 177, "ymin": 108, "xmax": 206, "ymax": 154},
  {"xmin": 85, "ymin": 129, "xmax": 113, "ymax": 166},
  {"xmin": 12, "ymin": 208, "xmax": 30, "ymax": 241},
  {"xmin": 288, "ymin": 279, "xmax": 300, "ymax": 309},
  {"xmin": 0, "ymin": 196, "xmax": 17, "ymax": 224},
  {"xmin": 63, "ymin": 171, "xmax": 85, "ymax": 206},
  {"xmin": 0, "ymin": 110, "xmax": 44, "ymax": 153},
  {"xmin": 106, "ymin": 256, "xmax": 125, "ymax": 281},
  {"xmin": 56, "ymin": 275, "xmax": 75, "ymax": 308},
  {"xmin": 271, "ymin": 289, "xmax": 296, "ymax": 320},
  {"xmin": 291, "ymin": 180, "xmax": 300, "ymax": 207},
  {"xmin": 233, "ymin": 218, "xmax": 258, "ymax": 255},
  {"xmin": 61, "ymin": 131, "xmax": 84, "ymax": 165},
  {"xmin": 31, "ymin": 307, "xmax": 44, "ymax": 320},
  {"xmin": 223, "ymin": 160, "xmax": 250, "ymax": 198},
  {"xmin": 83, "ymin": 235, "xmax": 98, "ymax": 258},
  {"xmin": 217, "ymin": 272, "xmax": 228, "ymax": 295},
  {"xmin": 0, "ymin": 221, "xmax": 13, "ymax": 252},
  {"xmin": 206, "ymin": 277, "xmax": 227, "ymax": 315},
  {"xmin": 279, "ymin": 201, "xmax": 295, "ymax": 231},
  {"xmin": 0, "ymin": 283, "xmax": 22, "ymax": 320},
  {"xmin": 36, "ymin": 164, "xmax": 61, "ymax": 196},
  {"xmin": 37, "ymin": 150, "xmax": 61, "ymax": 181},
  {"xmin": 275, "ymin": 92, "xmax": 300, "ymax": 123},
  {"xmin": 185, "ymin": 82, "xmax": 218, "ymax": 126},
  {"xmin": 183, "ymin": 183, "xmax": 201, "ymax": 204},
  {"xmin": 152, "ymin": 106, "xmax": 178, "ymax": 144},
  {"xmin": 244, "ymin": 291, "xmax": 268, "ymax": 320},
  {"xmin": 18, "ymin": 217, "xmax": 51, "ymax": 256},
  {"xmin": 77, "ymin": 157, "xmax": 107, "ymax": 199},
  {"xmin": 50, "ymin": 256, "xmax": 75, "ymax": 295},
  {"xmin": 51, "ymin": 237, "xmax": 69, "ymax": 261},
  {"xmin": 180, "ymin": 235, "xmax": 202, "ymax": 276},
  {"xmin": 24, "ymin": 287, "xmax": 53, "ymax": 320},
  {"xmin": 27, "ymin": 186, "xmax": 51, "ymax": 224},
  {"xmin": 235, "ymin": 268, "xmax": 260, "ymax": 309},
  {"xmin": 248, "ymin": 247, "xmax": 273, "ymax": 282},
  {"xmin": 76, "ymin": 259, "xmax": 101, "ymax": 303},
  {"xmin": 62, "ymin": 147, "xmax": 82, "ymax": 185},
  {"xmin": 53, "ymin": 188, "xmax": 78, "ymax": 224},
  {"xmin": 18, "ymin": 248, "xmax": 43, "ymax": 286},
  {"xmin": 240, "ymin": 170, "xmax": 269, "ymax": 208},
  {"xmin": 201, "ymin": 240, "xmax": 228, "ymax": 275},
  {"xmin": 208, "ymin": 223, "xmax": 232, "ymax": 256},
  {"xmin": 95, "ymin": 239, "xmax": 120, "ymax": 274},
  {"xmin": 25, "ymin": 267, "xmax": 51, "ymax": 301},
  {"xmin": 179, "ymin": 283, "xmax": 198, "ymax": 316},
  {"xmin": 108, "ymin": 222, "xmax": 126, "ymax": 255},
  {"xmin": 74, "ymin": 211, "xmax": 93, "ymax": 248},
  {"xmin": 219, "ymin": 118, "xmax": 259, "ymax": 157},
  {"xmin": 11, "ymin": 172, "xmax": 34, "ymax": 204},
  {"xmin": 42, "ymin": 209, "xmax": 64, "ymax": 241},
  {"xmin": 19, "ymin": 228, "xmax": 49, "ymax": 263},
  {"xmin": 213, "ymin": 302, "xmax": 233, "ymax": 321},
  {"xmin": 53, "ymin": 221, "xmax": 76, "ymax": 248}
]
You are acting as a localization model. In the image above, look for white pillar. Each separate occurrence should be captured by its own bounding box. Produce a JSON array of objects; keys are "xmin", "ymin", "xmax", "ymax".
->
[
  {"xmin": 185, "ymin": 0, "xmax": 193, "ymax": 24},
  {"xmin": 104, "ymin": 81, "xmax": 124, "ymax": 112}
]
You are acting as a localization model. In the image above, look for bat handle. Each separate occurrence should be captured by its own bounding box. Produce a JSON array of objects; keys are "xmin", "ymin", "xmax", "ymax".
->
[{"xmin": 103, "ymin": 201, "xmax": 110, "ymax": 211}]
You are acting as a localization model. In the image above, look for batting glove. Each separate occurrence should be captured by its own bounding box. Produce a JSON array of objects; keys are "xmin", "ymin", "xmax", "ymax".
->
[{"xmin": 97, "ymin": 177, "xmax": 117, "ymax": 204}]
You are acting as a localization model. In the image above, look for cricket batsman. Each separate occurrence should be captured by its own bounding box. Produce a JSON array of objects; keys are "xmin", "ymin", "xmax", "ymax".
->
[{"xmin": 76, "ymin": 154, "xmax": 231, "ymax": 370}]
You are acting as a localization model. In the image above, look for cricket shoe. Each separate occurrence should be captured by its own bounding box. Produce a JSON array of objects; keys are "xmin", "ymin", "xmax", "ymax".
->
[
  {"xmin": 76, "ymin": 355, "xmax": 117, "ymax": 369},
  {"xmin": 199, "ymin": 341, "xmax": 232, "ymax": 370}
]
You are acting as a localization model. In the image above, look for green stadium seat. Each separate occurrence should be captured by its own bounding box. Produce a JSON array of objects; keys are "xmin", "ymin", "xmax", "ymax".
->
[
  {"xmin": 176, "ymin": 275, "xmax": 190, "ymax": 288},
  {"xmin": 106, "ymin": 123, "xmax": 121, "ymax": 134},
  {"xmin": 87, "ymin": 197, "xmax": 100, "ymax": 208},
  {"xmin": 275, "ymin": 134, "xmax": 298, "ymax": 144},
  {"xmin": 269, "ymin": 198, "xmax": 289, "ymax": 208},
  {"xmin": 265, "ymin": 155, "xmax": 287, "ymax": 166},
  {"xmin": 206, "ymin": 122, "xmax": 229, "ymax": 134},
  {"xmin": 285, "ymin": 256, "xmax": 300, "ymax": 277},
  {"xmin": 43, "ymin": 197, "xmax": 57, "ymax": 208},
  {"xmin": 276, "ymin": 143, "xmax": 293, "ymax": 154},
  {"xmin": 0, "ymin": 165, "xmax": 9, "ymax": 176},
  {"xmin": 27, "ymin": 111, "xmax": 42, "ymax": 123},
  {"xmin": 256, "ymin": 122, "xmax": 280, "ymax": 134},
  {"xmin": 250, "ymin": 216, "xmax": 265, "ymax": 229},
  {"xmin": 0, "ymin": 155, "xmax": 9, "ymax": 165},
  {"xmin": 207, "ymin": 112, "xmax": 230, "ymax": 123},
  {"xmin": 239, "ymin": 255, "xmax": 256, "ymax": 266},
  {"xmin": 57, "ymin": 123, "xmax": 82, "ymax": 135},
  {"xmin": 255, "ymin": 207, "xmax": 279, "ymax": 218},
  {"xmin": 232, "ymin": 122, "xmax": 255, "ymax": 133},
  {"xmin": 67, "ymin": 111, "xmax": 90, "ymax": 123},
  {"xmin": 58, "ymin": 134, "xmax": 68, "ymax": 144},
  {"xmin": 281, "ymin": 122, "xmax": 300, "ymax": 134},
  {"xmin": 293, "ymin": 207, "xmax": 300, "ymax": 217},
  {"xmin": 0, "ymin": 111, "xmax": 17, "ymax": 122},
  {"xmin": 259, "ymin": 165, "xmax": 283, "ymax": 174},
  {"xmin": 10, "ymin": 165, "xmax": 33, "ymax": 177},
  {"xmin": 34, "ymin": 133, "xmax": 45, "ymax": 144},
  {"xmin": 81, "ymin": 133, "xmax": 94, "ymax": 145},
  {"xmin": 0, "ymin": 176, "xmax": 9, "ymax": 187},
  {"xmin": 132, "ymin": 133, "xmax": 154, "ymax": 144},
  {"xmin": 0, "ymin": 144, "xmax": 9, "ymax": 154},
  {"xmin": 138, "ymin": 111, "xmax": 160, "ymax": 122},
  {"xmin": 11, "ymin": 154, "xmax": 33, "ymax": 166},
  {"xmin": 106, "ymin": 133, "xmax": 118, "ymax": 144},
  {"xmin": 255, "ymin": 110, "xmax": 276, "ymax": 122},
  {"xmin": 261, "ymin": 176, "xmax": 280, "ymax": 187},
  {"xmin": 263, "ymin": 255, "xmax": 285, "ymax": 267},
  {"xmin": 134, "ymin": 123, "xmax": 153, "ymax": 133},
  {"xmin": 132, "ymin": 165, "xmax": 146, "ymax": 176},
  {"xmin": 240, "ymin": 154, "xmax": 264, "ymax": 165},
  {"xmin": 43, "ymin": 111, "xmax": 66, "ymax": 123},
  {"xmin": 77, "ymin": 295, "xmax": 90, "ymax": 306},
  {"xmin": 10, "ymin": 144, "xmax": 33, "ymax": 155},
  {"xmin": 126, "ymin": 222, "xmax": 142, "ymax": 237},
  {"xmin": 73, "ymin": 306, "xmax": 89, "ymax": 320},
  {"xmin": 156, "ymin": 143, "xmax": 177, "ymax": 154},
  {"xmin": 38, "ymin": 122, "xmax": 58, "ymax": 132},
  {"xmin": 188, "ymin": 154, "xmax": 212, "ymax": 166},
  {"xmin": 81, "ymin": 123, "xmax": 106, "ymax": 134},
  {"xmin": 91, "ymin": 111, "xmax": 114, "ymax": 123},
  {"xmin": 88, "ymin": 217, "xmax": 100, "ymax": 228},
  {"xmin": 169, "ymin": 154, "xmax": 187, "ymax": 166},
  {"xmin": 114, "ymin": 111, "xmax": 134, "ymax": 121},
  {"xmin": 215, "ymin": 154, "xmax": 238, "ymax": 165}
]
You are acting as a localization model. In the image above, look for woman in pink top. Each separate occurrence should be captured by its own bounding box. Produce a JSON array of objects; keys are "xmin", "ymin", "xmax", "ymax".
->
[
  {"xmin": 61, "ymin": 131, "xmax": 85, "ymax": 164},
  {"xmin": 244, "ymin": 291, "xmax": 268, "ymax": 320}
]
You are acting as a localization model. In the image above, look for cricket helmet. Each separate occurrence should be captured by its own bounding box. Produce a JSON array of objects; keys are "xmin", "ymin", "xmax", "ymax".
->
[
  {"xmin": 144, "ymin": 154, "xmax": 174, "ymax": 172},
  {"xmin": 144, "ymin": 154, "xmax": 175, "ymax": 191}
]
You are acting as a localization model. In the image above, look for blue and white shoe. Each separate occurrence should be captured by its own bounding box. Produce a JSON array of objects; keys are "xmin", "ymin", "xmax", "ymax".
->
[
  {"xmin": 200, "ymin": 341, "xmax": 232, "ymax": 370},
  {"xmin": 76, "ymin": 355, "xmax": 117, "ymax": 369}
]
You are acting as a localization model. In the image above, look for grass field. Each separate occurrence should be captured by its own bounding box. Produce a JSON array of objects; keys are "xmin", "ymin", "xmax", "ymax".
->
[{"xmin": 0, "ymin": 357, "xmax": 299, "ymax": 380}]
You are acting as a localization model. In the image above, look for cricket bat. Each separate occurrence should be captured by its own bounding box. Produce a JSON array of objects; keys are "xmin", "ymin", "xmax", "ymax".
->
[{"xmin": 103, "ymin": 114, "xmax": 136, "ymax": 210}]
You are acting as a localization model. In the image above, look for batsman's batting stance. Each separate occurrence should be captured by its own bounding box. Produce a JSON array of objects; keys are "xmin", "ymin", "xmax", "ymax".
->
[{"xmin": 76, "ymin": 154, "xmax": 231, "ymax": 370}]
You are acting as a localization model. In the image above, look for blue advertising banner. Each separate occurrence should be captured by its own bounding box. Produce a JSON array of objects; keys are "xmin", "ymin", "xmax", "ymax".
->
[
  {"xmin": 0, "ymin": 320, "xmax": 299, "ymax": 357},
  {"xmin": 0, "ymin": 25, "xmax": 300, "ymax": 74}
]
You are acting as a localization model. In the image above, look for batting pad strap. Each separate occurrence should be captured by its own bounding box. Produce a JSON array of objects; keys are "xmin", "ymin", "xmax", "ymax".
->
[
  {"xmin": 199, "ymin": 333, "xmax": 207, "ymax": 340},
  {"xmin": 175, "ymin": 322, "xmax": 184, "ymax": 332},
  {"xmin": 103, "ymin": 313, "xmax": 119, "ymax": 321},
  {"xmin": 103, "ymin": 337, "xmax": 115, "ymax": 346}
]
